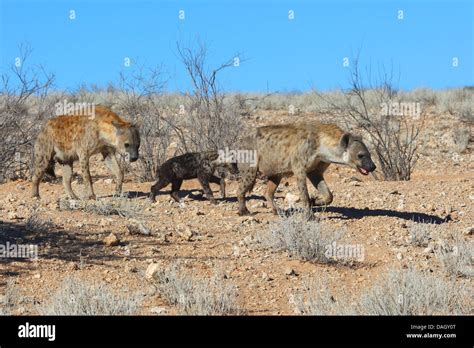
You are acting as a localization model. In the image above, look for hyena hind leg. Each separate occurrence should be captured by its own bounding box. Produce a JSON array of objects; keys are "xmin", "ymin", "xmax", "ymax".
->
[
  {"xmin": 237, "ymin": 167, "xmax": 258, "ymax": 215},
  {"xmin": 265, "ymin": 175, "xmax": 282, "ymax": 215},
  {"xmin": 61, "ymin": 163, "xmax": 78, "ymax": 200},
  {"xmin": 149, "ymin": 177, "xmax": 170, "ymax": 202},
  {"xmin": 31, "ymin": 153, "xmax": 52, "ymax": 198}
]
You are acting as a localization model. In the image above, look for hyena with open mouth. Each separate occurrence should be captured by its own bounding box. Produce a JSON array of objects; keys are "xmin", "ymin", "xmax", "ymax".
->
[
  {"xmin": 236, "ymin": 122, "xmax": 376, "ymax": 218},
  {"xmin": 149, "ymin": 151, "xmax": 238, "ymax": 204}
]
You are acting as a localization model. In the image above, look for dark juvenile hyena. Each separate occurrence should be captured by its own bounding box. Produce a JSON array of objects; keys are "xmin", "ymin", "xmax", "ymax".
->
[
  {"xmin": 31, "ymin": 106, "xmax": 140, "ymax": 200},
  {"xmin": 149, "ymin": 151, "xmax": 239, "ymax": 204},
  {"xmin": 237, "ymin": 122, "xmax": 376, "ymax": 218}
]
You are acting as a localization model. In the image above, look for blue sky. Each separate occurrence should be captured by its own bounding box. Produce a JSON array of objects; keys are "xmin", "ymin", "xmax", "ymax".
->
[{"xmin": 0, "ymin": 0, "xmax": 472, "ymax": 92}]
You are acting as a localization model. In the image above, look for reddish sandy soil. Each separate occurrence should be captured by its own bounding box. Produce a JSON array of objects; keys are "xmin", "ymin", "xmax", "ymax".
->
[{"xmin": 1, "ymin": 150, "xmax": 472, "ymax": 315}]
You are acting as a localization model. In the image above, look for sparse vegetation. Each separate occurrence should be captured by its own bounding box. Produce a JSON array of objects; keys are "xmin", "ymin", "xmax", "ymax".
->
[
  {"xmin": 408, "ymin": 221, "xmax": 434, "ymax": 247},
  {"xmin": 174, "ymin": 41, "xmax": 244, "ymax": 153},
  {"xmin": 0, "ymin": 280, "xmax": 21, "ymax": 315},
  {"xmin": 294, "ymin": 269, "xmax": 471, "ymax": 315},
  {"xmin": 0, "ymin": 44, "xmax": 57, "ymax": 183},
  {"xmin": 315, "ymin": 56, "xmax": 425, "ymax": 181},
  {"xmin": 37, "ymin": 276, "xmax": 143, "ymax": 315},
  {"xmin": 154, "ymin": 263, "xmax": 241, "ymax": 315},
  {"xmin": 58, "ymin": 196, "xmax": 146, "ymax": 219},
  {"xmin": 259, "ymin": 213, "xmax": 346, "ymax": 264},
  {"xmin": 437, "ymin": 231, "xmax": 473, "ymax": 278}
]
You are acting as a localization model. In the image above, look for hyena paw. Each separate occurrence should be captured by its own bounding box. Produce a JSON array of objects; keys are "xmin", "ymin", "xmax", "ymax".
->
[{"xmin": 238, "ymin": 208, "xmax": 251, "ymax": 216}]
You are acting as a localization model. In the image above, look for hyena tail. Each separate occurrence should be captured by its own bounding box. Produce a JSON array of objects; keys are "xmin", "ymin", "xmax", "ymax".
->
[{"xmin": 31, "ymin": 127, "xmax": 55, "ymax": 197}]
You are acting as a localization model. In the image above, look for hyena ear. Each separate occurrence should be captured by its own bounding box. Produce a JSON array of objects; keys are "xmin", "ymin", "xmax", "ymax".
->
[
  {"xmin": 112, "ymin": 121, "xmax": 124, "ymax": 135},
  {"xmin": 340, "ymin": 133, "xmax": 352, "ymax": 150}
]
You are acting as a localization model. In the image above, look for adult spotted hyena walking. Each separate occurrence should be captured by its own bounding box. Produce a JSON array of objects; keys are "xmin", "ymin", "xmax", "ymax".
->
[
  {"xmin": 31, "ymin": 106, "xmax": 140, "ymax": 200},
  {"xmin": 237, "ymin": 122, "xmax": 376, "ymax": 218}
]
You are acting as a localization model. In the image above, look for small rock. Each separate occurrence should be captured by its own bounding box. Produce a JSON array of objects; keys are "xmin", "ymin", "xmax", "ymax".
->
[
  {"xmin": 396, "ymin": 252, "xmax": 403, "ymax": 260},
  {"xmin": 196, "ymin": 211, "xmax": 205, "ymax": 216},
  {"xmin": 103, "ymin": 233, "xmax": 120, "ymax": 247},
  {"xmin": 423, "ymin": 246, "xmax": 433, "ymax": 254},
  {"xmin": 7, "ymin": 211, "xmax": 19, "ymax": 220},
  {"xmin": 104, "ymin": 178, "xmax": 113, "ymax": 185},
  {"xmin": 127, "ymin": 220, "xmax": 151, "ymax": 236},
  {"xmin": 33, "ymin": 273, "xmax": 41, "ymax": 279},
  {"xmin": 349, "ymin": 176, "xmax": 362, "ymax": 182},
  {"xmin": 284, "ymin": 267, "xmax": 297, "ymax": 276},
  {"xmin": 68, "ymin": 262, "xmax": 79, "ymax": 271},
  {"xmin": 178, "ymin": 228, "xmax": 195, "ymax": 241},
  {"xmin": 145, "ymin": 263, "xmax": 160, "ymax": 280},
  {"xmin": 390, "ymin": 190, "xmax": 400, "ymax": 195},
  {"xmin": 449, "ymin": 211, "xmax": 459, "ymax": 221},
  {"xmin": 465, "ymin": 227, "xmax": 474, "ymax": 236},
  {"xmin": 284, "ymin": 193, "xmax": 300, "ymax": 208},
  {"xmin": 150, "ymin": 306, "xmax": 167, "ymax": 315}
]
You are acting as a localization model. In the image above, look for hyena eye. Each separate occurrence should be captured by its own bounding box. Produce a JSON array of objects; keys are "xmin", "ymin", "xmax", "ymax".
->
[
  {"xmin": 357, "ymin": 153, "xmax": 365, "ymax": 159},
  {"xmin": 124, "ymin": 143, "xmax": 130, "ymax": 148}
]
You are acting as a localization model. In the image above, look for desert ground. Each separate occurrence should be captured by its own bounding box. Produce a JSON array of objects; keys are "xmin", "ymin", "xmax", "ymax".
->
[{"xmin": 0, "ymin": 105, "xmax": 472, "ymax": 315}]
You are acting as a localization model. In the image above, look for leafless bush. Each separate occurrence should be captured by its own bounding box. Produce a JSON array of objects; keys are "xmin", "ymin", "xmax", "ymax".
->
[
  {"xmin": 437, "ymin": 88, "xmax": 473, "ymax": 123},
  {"xmin": 408, "ymin": 221, "xmax": 434, "ymax": 247},
  {"xmin": 0, "ymin": 280, "xmax": 20, "ymax": 315},
  {"xmin": 316, "ymin": 57, "xmax": 424, "ymax": 180},
  {"xmin": 113, "ymin": 64, "xmax": 174, "ymax": 182},
  {"xmin": 174, "ymin": 41, "xmax": 244, "ymax": 153},
  {"xmin": 25, "ymin": 208, "xmax": 55, "ymax": 233},
  {"xmin": 38, "ymin": 276, "xmax": 143, "ymax": 315},
  {"xmin": 437, "ymin": 231, "xmax": 473, "ymax": 278},
  {"xmin": 258, "ymin": 213, "xmax": 346, "ymax": 264},
  {"xmin": 293, "ymin": 278, "xmax": 355, "ymax": 315},
  {"xmin": 154, "ymin": 263, "xmax": 241, "ymax": 315},
  {"xmin": 293, "ymin": 269, "xmax": 471, "ymax": 315},
  {"xmin": 0, "ymin": 44, "xmax": 57, "ymax": 183}
]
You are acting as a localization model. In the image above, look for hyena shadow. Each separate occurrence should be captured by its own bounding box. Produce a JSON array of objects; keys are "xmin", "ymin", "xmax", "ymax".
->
[
  {"xmin": 123, "ymin": 189, "xmax": 224, "ymax": 202},
  {"xmin": 315, "ymin": 206, "xmax": 449, "ymax": 224}
]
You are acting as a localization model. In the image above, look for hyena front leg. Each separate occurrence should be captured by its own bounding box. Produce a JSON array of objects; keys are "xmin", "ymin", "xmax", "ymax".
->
[
  {"xmin": 61, "ymin": 163, "xmax": 78, "ymax": 200},
  {"xmin": 293, "ymin": 167, "xmax": 313, "ymax": 220},
  {"xmin": 79, "ymin": 154, "xmax": 96, "ymax": 200},
  {"xmin": 307, "ymin": 170, "xmax": 333, "ymax": 206},
  {"xmin": 103, "ymin": 152, "xmax": 123, "ymax": 196},
  {"xmin": 209, "ymin": 175, "xmax": 225, "ymax": 198},
  {"xmin": 197, "ymin": 174, "xmax": 217, "ymax": 204}
]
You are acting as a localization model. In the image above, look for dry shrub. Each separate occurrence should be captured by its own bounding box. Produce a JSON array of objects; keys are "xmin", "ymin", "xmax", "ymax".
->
[
  {"xmin": 38, "ymin": 276, "xmax": 143, "ymax": 315},
  {"xmin": 154, "ymin": 263, "xmax": 241, "ymax": 315}
]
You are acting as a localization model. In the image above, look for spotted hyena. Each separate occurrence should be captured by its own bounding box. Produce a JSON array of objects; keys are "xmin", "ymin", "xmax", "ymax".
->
[
  {"xmin": 237, "ymin": 122, "xmax": 376, "ymax": 218},
  {"xmin": 31, "ymin": 106, "xmax": 140, "ymax": 200},
  {"xmin": 149, "ymin": 151, "xmax": 239, "ymax": 204}
]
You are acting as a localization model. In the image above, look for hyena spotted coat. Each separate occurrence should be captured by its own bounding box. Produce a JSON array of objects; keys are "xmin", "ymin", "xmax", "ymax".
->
[
  {"xmin": 149, "ymin": 151, "xmax": 238, "ymax": 204},
  {"xmin": 237, "ymin": 122, "xmax": 376, "ymax": 218},
  {"xmin": 31, "ymin": 106, "xmax": 140, "ymax": 200}
]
